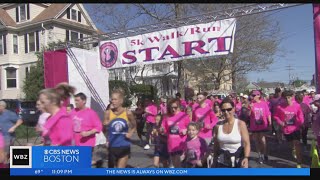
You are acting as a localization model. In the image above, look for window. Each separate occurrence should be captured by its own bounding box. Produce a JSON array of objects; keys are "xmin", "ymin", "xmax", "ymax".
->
[
  {"xmin": 25, "ymin": 31, "xmax": 39, "ymax": 53},
  {"xmin": 20, "ymin": 4, "xmax": 26, "ymax": 21},
  {"xmin": 16, "ymin": 4, "xmax": 29, "ymax": 22},
  {"xmin": 0, "ymin": 34, "xmax": 6, "ymax": 55},
  {"xmin": 13, "ymin": 35, "xmax": 18, "ymax": 54},
  {"xmin": 28, "ymin": 32, "xmax": 35, "ymax": 52},
  {"xmin": 71, "ymin": 31, "xmax": 78, "ymax": 41},
  {"xmin": 71, "ymin": 9, "xmax": 77, "ymax": 21},
  {"xmin": 6, "ymin": 67, "xmax": 17, "ymax": 88},
  {"xmin": 25, "ymin": 67, "xmax": 29, "ymax": 78},
  {"xmin": 66, "ymin": 30, "xmax": 84, "ymax": 41},
  {"xmin": 67, "ymin": 8, "xmax": 81, "ymax": 22}
]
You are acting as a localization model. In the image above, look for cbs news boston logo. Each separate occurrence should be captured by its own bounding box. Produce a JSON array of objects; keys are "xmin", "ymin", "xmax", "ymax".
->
[{"xmin": 10, "ymin": 146, "xmax": 32, "ymax": 168}]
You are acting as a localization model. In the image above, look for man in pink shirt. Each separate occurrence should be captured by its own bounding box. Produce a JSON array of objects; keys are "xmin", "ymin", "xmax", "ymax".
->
[
  {"xmin": 192, "ymin": 92, "xmax": 218, "ymax": 145},
  {"xmin": 176, "ymin": 92, "xmax": 187, "ymax": 110},
  {"xmin": 71, "ymin": 93, "xmax": 102, "ymax": 147},
  {"xmin": 273, "ymin": 90, "xmax": 304, "ymax": 168},
  {"xmin": 144, "ymin": 99, "xmax": 158, "ymax": 150},
  {"xmin": 248, "ymin": 90, "xmax": 271, "ymax": 164}
]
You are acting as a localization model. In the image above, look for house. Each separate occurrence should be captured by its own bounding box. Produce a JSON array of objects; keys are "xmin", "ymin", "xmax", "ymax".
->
[{"xmin": 0, "ymin": 3, "xmax": 99, "ymax": 99}]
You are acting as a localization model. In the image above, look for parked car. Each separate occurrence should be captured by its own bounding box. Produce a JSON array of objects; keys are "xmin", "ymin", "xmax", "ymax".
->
[{"xmin": 1, "ymin": 99, "xmax": 40, "ymax": 127}]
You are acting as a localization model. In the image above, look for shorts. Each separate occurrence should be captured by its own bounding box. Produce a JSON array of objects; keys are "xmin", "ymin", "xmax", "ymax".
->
[
  {"xmin": 108, "ymin": 146, "xmax": 131, "ymax": 167},
  {"xmin": 250, "ymin": 129, "xmax": 269, "ymax": 133},
  {"xmin": 3, "ymin": 136, "xmax": 14, "ymax": 153},
  {"xmin": 154, "ymin": 144, "xmax": 169, "ymax": 159},
  {"xmin": 169, "ymin": 150, "xmax": 183, "ymax": 156},
  {"xmin": 284, "ymin": 130, "xmax": 301, "ymax": 142}
]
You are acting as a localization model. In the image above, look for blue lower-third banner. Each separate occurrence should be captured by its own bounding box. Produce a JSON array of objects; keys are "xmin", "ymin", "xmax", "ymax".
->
[{"xmin": 10, "ymin": 168, "xmax": 310, "ymax": 176}]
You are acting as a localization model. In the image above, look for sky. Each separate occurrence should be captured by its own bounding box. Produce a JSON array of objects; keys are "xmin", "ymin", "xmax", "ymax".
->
[
  {"xmin": 85, "ymin": 4, "xmax": 316, "ymax": 84},
  {"xmin": 247, "ymin": 4, "xmax": 315, "ymax": 84}
]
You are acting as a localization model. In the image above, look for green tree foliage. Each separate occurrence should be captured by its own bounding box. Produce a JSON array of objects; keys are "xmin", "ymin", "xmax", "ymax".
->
[
  {"xmin": 109, "ymin": 80, "xmax": 132, "ymax": 107},
  {"xmin": 292, "ymin": 79, "xmax": 306, "ymax": 88},
  {"xmin": 130, "ymin": 84, "xmax": 158, "ymax": 101}
]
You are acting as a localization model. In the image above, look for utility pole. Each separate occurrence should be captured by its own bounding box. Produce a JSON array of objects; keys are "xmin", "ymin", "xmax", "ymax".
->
[{"xmin": 285, "ymin": 64, "xmax": 294, "ymax": 89}]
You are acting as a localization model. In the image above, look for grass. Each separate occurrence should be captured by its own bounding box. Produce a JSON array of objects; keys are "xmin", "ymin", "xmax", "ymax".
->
[{"xmin": 15, "ymin": 124, "xmax": 38, "ymax": 139}]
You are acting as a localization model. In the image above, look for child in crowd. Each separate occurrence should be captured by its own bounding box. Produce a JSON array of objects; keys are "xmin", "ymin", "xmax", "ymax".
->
[
  {"xmin": 181, "ymin": 122, "xmax": 208, "ymax": 168},
  {"xmin": 152, "ymin": 114, "xmax": 169, "ymax": 168}
]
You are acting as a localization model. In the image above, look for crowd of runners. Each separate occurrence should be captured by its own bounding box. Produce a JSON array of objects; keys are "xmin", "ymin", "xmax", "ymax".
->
[{"xmin": 0, "ymin": 83, "xmax": 320, "ymax": 168}]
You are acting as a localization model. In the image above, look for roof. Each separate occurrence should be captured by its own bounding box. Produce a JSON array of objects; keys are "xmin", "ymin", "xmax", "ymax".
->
[
  {"xmin": 0, "ymin": 8, "xmax": 16, "ymax": 26},
  {"xmin": 32, "ymin": 3, "xmax": 69, "ymax": 23},
  {"xmin": 0, "ymin": 3, "xmax": 96, "ymax": 32},
  {"xmin": 246, "ymin": 82, "xmax": 260, "ymax": 89}
]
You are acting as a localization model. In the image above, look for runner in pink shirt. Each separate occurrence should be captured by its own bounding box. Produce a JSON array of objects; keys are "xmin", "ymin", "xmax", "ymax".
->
[
  {"xmin": 39, "ymin": 88, "xmax": 74, "ymax": 146},
  {"xmin": 144, "ymin": 99, "xmax": 158, "ymax": 150},
  {"xmin": 159, "ymin": 97, "xmax": 167, "ymax": 115},
  {"xmin": 295, "ymin": 93, "xmax": 312, "ymax": 149},
  {"xmin": 235, "ymin": 96, "xmax": 242, "ymax": 118},
  {"xmin": 0, "ymin": 133, "xmax": 4, "ymax": 166},
  {"xmin": 248, "ymin": 90, "xmax": 271, "ymax": 164},
  {"xmin": 273, "ymin": 90, "xmax": 304, "ymax": 168},
  {"xmin": 176, "ymin": 92, "xmax": 187, "ymax": 110},
  {"xmin": 192, "ymin": 92, "xmax": 218, "ymax": 145},
  {"xmin": 162, "ymin": 98, "xmax": 190, "ymax": 168},
  {"xmin": 181, "ymin": 122, "xmax": 208, "ymax": 168},
  {"xmin": 71, "ymin": 93, "xmax": 102, "ymax": 147}
]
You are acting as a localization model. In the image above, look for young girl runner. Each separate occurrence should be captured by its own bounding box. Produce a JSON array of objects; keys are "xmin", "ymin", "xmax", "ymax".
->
[
  {"xmin": 181, "ymin": 122, "xmax": 208, "ymax": 168},
  {"xmin": 152, "ymin": 114, "xmax": 169, "ymax": 168}
]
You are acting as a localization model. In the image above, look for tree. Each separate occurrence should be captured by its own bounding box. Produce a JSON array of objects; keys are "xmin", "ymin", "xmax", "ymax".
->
[
  {"xmin": 292, "ymin": 79, "xmax": 306, "ymax": 88},
  {"xmin": 23, "ymin": 41, "xmax": 64, "ymax": 100}
]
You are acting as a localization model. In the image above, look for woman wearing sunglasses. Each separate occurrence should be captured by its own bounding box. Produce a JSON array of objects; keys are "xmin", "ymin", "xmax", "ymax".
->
[
  {"xmin": 248, "ymin": 90, "xmax": 272, "ymax": 164},
  {"xmin": 162, "ymin": 98, "xmax": 190, "ymax": 167},
  {"xmin": 212, "ymin": 98, "xmax": 250, "ymax": 168}
]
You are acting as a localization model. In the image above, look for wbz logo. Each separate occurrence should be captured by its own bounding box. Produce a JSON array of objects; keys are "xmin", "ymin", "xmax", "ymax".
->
[{"xmin": 10, "ymin": 146, "xmax": 32, "ymax": 168}]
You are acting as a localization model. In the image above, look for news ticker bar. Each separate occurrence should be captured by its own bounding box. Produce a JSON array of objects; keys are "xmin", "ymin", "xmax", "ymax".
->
[{"xmin": 10, "ymin": 168, "xmax": 310, "ymax": 176}]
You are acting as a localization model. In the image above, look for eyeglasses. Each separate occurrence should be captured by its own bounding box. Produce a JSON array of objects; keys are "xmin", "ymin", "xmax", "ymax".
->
[
  {"xmin": 221, "ymin": 108, "xmax": 233, "ymax": 112},
  {"xmin": 252, "ymin": 94, "xmax": 259, "ymax": 97}
]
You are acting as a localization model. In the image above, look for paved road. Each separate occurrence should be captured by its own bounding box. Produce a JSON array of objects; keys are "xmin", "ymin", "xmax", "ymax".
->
[{"xmin": 14, "ymin": 129, "xmax": 314, "ymax": 168}]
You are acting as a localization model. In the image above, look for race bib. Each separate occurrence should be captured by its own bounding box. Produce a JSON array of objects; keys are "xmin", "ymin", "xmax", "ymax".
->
[
  {"xmin": 286, "ymin": 117, "xmax": 295, "ymax": 125},
  {"xmin": 255, "ymin": 118, "xmax": 264, "ymax": 125},
  {"xmin": 170, "ymin": 126, "xmax": 180, "ymax": 135},
  {"xmin": 186, "ymin": 150, "xmax": 197, "ymax": 161}
]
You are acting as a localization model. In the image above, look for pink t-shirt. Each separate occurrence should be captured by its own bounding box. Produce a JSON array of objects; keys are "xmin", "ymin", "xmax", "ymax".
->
[
  {"xmin": 37, "ymin": 112, "xmax": 51, "ymax": 132},
  {"xmin": 159, "ymin": 102, "xmax": 167, "ymax": 115},
  {"xmin": 42, "ymin": 108, "xmax": 73, "ymax": 146},
  {"xmin": 249, "ymin": 101, "xmax": 271, "ymax": 131},
  {"xmin": 273, "ymin": 103, "xmax": 304, "ymax": 134},
  {"xmin": 0, "ymin": 133, "xmax": 4, "ymax": 149},
  {"xmin": 192, "ymin": 106, "xmax": 218, "ymax": 139},
  {"xmin": 180, "ymin": 99, "xmax": 188, "ymax": 109},
  {"xmin": 205, "ymin": 99, "xmax": 213, "ymax": 108},
  {"xmin": 71, "ymin": 108, "xmax": 103, "ymax": 147},
  {"xmin": 183, "ymin": 136, "xmax": 207, "ymax": 165},
  {"xmin": 235, "ymin": 102, "xmax": 242, "ymax": 117},
  {"xmin": 303, "ymin": 96, "xmax": 312, "ymax": 107},
  {"xmin": 162, "ymin": 111, "xmax": 190, "ymax": 153},
  {"xmin": 145, "ymin": 103, "xmax": 158, "ymax": 124}
]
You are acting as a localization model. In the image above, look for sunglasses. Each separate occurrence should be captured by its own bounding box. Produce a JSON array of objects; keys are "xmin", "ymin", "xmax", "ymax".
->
[
  {"xmin": 171, "ymin": 106, "xmax": 178, "ymax": 109},
  {"xmin": 252, "ymin": 94, "xmax": 259, "ymax": 97},
  {"xmin": 221, "ymin": 108, "xmax": 233, "ymax": 112}
]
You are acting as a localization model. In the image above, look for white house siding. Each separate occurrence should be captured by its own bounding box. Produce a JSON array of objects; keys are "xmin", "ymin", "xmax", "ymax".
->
[
  {"xmin": 61, "ymin": 4, "xmax": 91, "ymax": 27},
  {"xmin": 29, "ymin": 4, "xmax": 46, "ymax": 20},
  {"xmin": 5, "ymin": 4, "xmax": 16, "ymax": 24}
]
